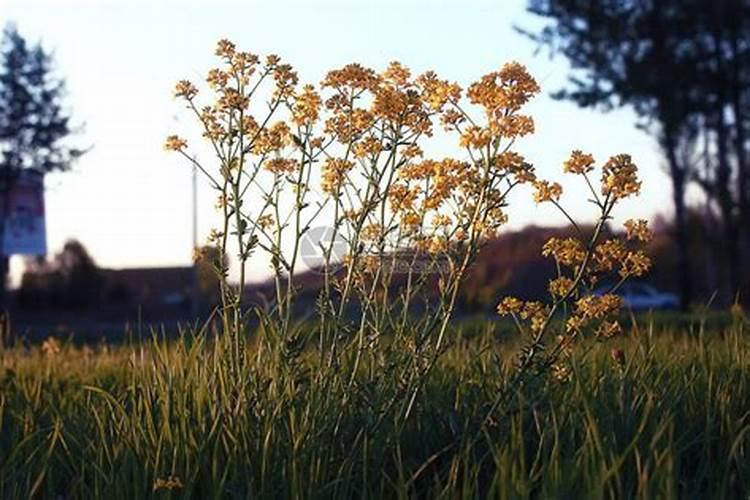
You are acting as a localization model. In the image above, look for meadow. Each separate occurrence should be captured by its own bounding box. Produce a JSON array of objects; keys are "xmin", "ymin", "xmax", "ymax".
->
[
  {"xmin": 4, "ymin": 39, "xmax": 748, "ymax": 499},
  {"xmin": 0, "ymin": 315, "xmax": 748, "ymax": 498}
]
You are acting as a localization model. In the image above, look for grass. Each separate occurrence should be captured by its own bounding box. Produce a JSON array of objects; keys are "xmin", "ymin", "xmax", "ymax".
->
[{"xmin": 0, "ymin": 316, "xmax": 749, "ymax": 499}]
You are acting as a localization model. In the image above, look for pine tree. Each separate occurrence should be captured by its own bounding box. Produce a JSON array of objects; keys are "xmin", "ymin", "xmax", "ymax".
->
[{"xmin": 0, "ymin": 23, "xmax": 85, "ymax": 308}]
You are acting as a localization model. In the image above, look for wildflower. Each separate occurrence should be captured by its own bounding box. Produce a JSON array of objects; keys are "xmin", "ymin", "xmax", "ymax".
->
[
  {"xmin": 618, "ymin": 251, "xmax": 651, "ymax": 278},
  {"xmin": 322, "ymin": 63, "xmax": 380, "ymax": 93},
  {"xmin": 519, "ymin": 300, "xmax": 545, "ymax": 320},
  {"xmin": 253, "ymin": 121, "xmax": 291, "ymax": 154},
  {"xmin": 353, "ymin": 136, "xmax": 383, "ymax": 159},
  {"xmin": 575, "ymin": 294, "xmax": 621, "ymax": 319},
  {"xmin": 532, "ymin": 180, "xmax": 562, "ymax": 203},
  {"xmin": 596, "ymin": 320, "xmax": 622, "ymax": 338},
  {"xmin": 153, "ymin": 476, "xmax": 184, "ymax": 492},
  {"xmin": 173, "ymin": 80, "xmax": 198, "ymax": 100},
  {"xmin": 215, "ymin": 194, "xmax": 227, "ymax": 210},
  {"xmin": 41, "ymin": 337, "xmax": 60, "ymax": 357},
  {"xmin": 440, "ymin": 109, "xmax": 465, "ymax": 129},
  {"xmin": 497, "ymin": 296, "xmax": 523, "ymax": 315},
  {"xmin": 321, "ymin": 158, "xmax": 354, "ymax": 195},
  {"xmin": 402, "ymin": 144, "xmax": 423, "ymax": 160},
  {"xmin": 292, "ymin": 84, "xmax": 322, "ymax": 127},
  {"xmin": 467, "ymin": 62, "xmax": 540, "ymax": 114},
  {"xmin": 556, "ymin": 334, "xmax": 575, "ymax": 357},
  {"xmin": 563, "ymin": 150, "xmax": 595, "ymax": 174},
  {"xmin": 361, "ymin": 223, "xmax": 382, "ymax": 242},
  {"xmin": 231, "ymin": 51, "xmax": 259, "ymax": 73},
  {"xmin": 388, "ymin": 184, "xmax": 417, "ymax": 212},
  {"xmin": 428, "ymin": 236, "xmax": 448, "ymax": 254},
  {"xmin": 216, "ymin": 88, "xmax": 249, "ymax": 111},
  {"xmin": 164, "ymin": 135, "xmax": 187, "ymax": 152},
  {"xmin": 542, "ymin": 237, "xmax": 585, "ymax": 267},
  {"xmin": 273, "ymin": 63, "xmax": 299, "ymax": 98},
  {"xmin": 257, "ymin": 214, "xmax": 274, "ymax": 230},
  {"xmin": 623, "ymin": 219, "xmax": 652, "ymax": 243},
  {"xmin": 400, "ymin": 211, "xmax": 421, "ymax": 229},
  {"xmin": 601, "ymin": 154, "xmax": 641, "ymax": 199},
  {"xmin": 548, "ymin": 276, "xmax": 574, "ymax": 298},
  {"xmin": 459, "ymin": 126, "xmax": 491, "ymax": 149},
  {"xmin": 215, "ymin": 39, "xmax": 236, "ymax": 58},
  {"xmin": 416, "ymin": 71, "xmax": 461, "ymax": 111},
  {"xmin": 552, "ymin": 362, "xmax": 572, "ymax": 382},
  {"xmin": 565, "ymin": 314, "xmax": 585, "ymax": 332},
  {"xmin": 382, "ymin": 61, "xmax": 411, "ymax": 86},
  {"xmin": 593, "ymin": 239, "xmax": 627, "ymax": 272},
  {"xmin": 494, "ymin": 114, "xmax": 535, "ymax": 138},
  {"xmin": 206, "ymin": 68, "xmax": 229, "ymax": 89},
  {"xmin": 264, "ymin": 158, "xmax": 299, "ymax": 175},
  {"xmin": 432, "ymin": 214, "xmax": 452, "ymax": 227},
  {"xmin": 208, "ymin": 228, "xmax": 224, "ymax": 242}
]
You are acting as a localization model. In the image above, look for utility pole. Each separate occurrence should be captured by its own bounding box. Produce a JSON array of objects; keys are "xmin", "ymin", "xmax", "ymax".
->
[{"xmin": 191, "ymin": 159, "xmax": 200, "ymax": 318}]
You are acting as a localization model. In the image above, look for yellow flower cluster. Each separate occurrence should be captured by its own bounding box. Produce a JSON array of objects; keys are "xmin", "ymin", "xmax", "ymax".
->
[
  {"xmin": 272, "ymin": 62, "xmax": 298, "ymax": 99},
  {"xmin": 493, "ymin": 152, "xmax": 536, "ymax": 183},
  {"xmin": 322, "ymin": 63, "xmax": 379, "ymax": 93},
  {"xmin": 467, "ymin": 62, "xmax": 540, "ymax": 114},
  {"xmin": 593, "ymin": 239, "xmax": 627, "ymax": 272},
  {"xmin": 164, "ymin": 135, "xmax": 187, "ymax": 151},
  {"xmin": 264, "ymin": 158, "xmax": 299, "ymax": 175},
  {"xmin": 619, "ymin": 251, "xmax": 651, "ymax": 278},
  {"xmin": 215, "ymin": 38, "xmax": 236, "ymax": 58},
  {"xmin": 563, "ymin": 150, "xmax": 595, "ymax": 174},
  {"xmin": 388, "ymin": 183, "xmax": 419, "ymax": 213},
  {"xmin": 548, "ymin": 276, "xmax": 574, "ymax": 297},
  {"xmin": 623, "ymin": 218, "xmax": 652, "ymax": 242},
  {"xmin": 416, "ymin": 71, "xmax": 461, "ymax": 112},
  {"xmin": 575, "ymin": 294, "xmax": 621, "ymax": 320},
  {"xmin": 253, "ymin": 122, "xmax": 291, "ymax": 155},
  {"xmin": 496, "ymin": 297, "xmax": 548, "ymax": 332},
  {"xmin": 361, "ymin": 223, "xmax": 382, "ymax": 242},
  {"xmin": 459, "ymin": 126, "xmax": 492, "ymax": 149},
  {"xmin": 533, "ymin": 180, "xmax": 563, "ymax": 203},
  {"xmin": 565, "ymin": 294, "xmax": 623, "ymax": 335},
  {"xmin": 153, "ymin": 476, "xmax": 184, "ymax": 492},
  {"xmin": 206, "ymin": 68, "xmax": 229, "ymax": 89},
  {"xmin": 542, "ymin": 237, "xmax": 585, "ymax": 267},
  {"xmin": 292, "ymin": 84, "xmax": 322, "ymax": 127},
  {"xmin": 321, "ymin": 158, "xmax": 354, "ymax": 195},
  {"xmin": 257, "ymin": 214, "xmax": 274, "ymax": 230},
  {"xmin": 173, "ymin": 80, "xmax": 198, "ymax": 100},
  {"xmin": 601, "ymin": 154, "xmax": 641, "ymax": 199}
]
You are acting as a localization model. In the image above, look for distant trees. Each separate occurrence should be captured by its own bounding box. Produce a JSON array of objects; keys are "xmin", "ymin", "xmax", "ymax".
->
[
  {"xmin": 0, "ymin": 23, "xmax": 84, "ymax": 307},
  {"xmin": 18, "ymin": 240, "xmax": 103, "ymax": 309},
  {"xmin": 523, "ymin": 0, "xmax": 750, "ymax": 306}
]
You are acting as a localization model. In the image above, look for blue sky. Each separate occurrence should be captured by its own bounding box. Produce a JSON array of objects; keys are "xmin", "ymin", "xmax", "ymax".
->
[{"xmin": 2, "ymin": 0, "xmax": 674, "ymax": 284}]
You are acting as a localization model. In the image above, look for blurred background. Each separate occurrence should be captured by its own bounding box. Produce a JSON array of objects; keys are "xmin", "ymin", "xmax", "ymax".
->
[{"xmin": 0, "ymin": 0, "xmax": 748, "ymax": 340}]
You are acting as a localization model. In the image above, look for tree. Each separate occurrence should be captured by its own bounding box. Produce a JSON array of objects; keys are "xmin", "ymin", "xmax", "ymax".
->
[
  {"xmin": 0, "ymin": 23, "xmax": 85, "ymax": 308},
  {"xmin": 522, "ymin": 0, "xmax": 750, "ymax": 307},
  {"xmin": 18, "ymin": 240, "xmax": 103, "ymax": 309}
]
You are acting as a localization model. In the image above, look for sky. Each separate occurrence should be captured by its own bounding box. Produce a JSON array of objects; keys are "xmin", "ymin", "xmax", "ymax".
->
[{"xmin": 1, "ymin": 0, "xmax": 675, "ymax": 285}]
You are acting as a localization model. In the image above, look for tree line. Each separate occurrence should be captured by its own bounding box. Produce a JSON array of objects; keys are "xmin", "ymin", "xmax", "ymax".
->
[{"xmin": 524, "ymin": 0, "xmax": 750, "ymax": 307}]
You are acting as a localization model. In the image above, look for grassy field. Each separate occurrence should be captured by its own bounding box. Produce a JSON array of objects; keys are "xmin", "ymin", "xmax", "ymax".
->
[{"xmin": 1, "ymin": 315, "xmax": 749, "ymax": 499}]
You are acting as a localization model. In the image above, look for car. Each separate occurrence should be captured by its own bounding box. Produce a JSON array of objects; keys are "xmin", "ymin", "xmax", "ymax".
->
[{"xmin": 593, "ymin": 282, "xmax": 679, "ymax": 311}]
